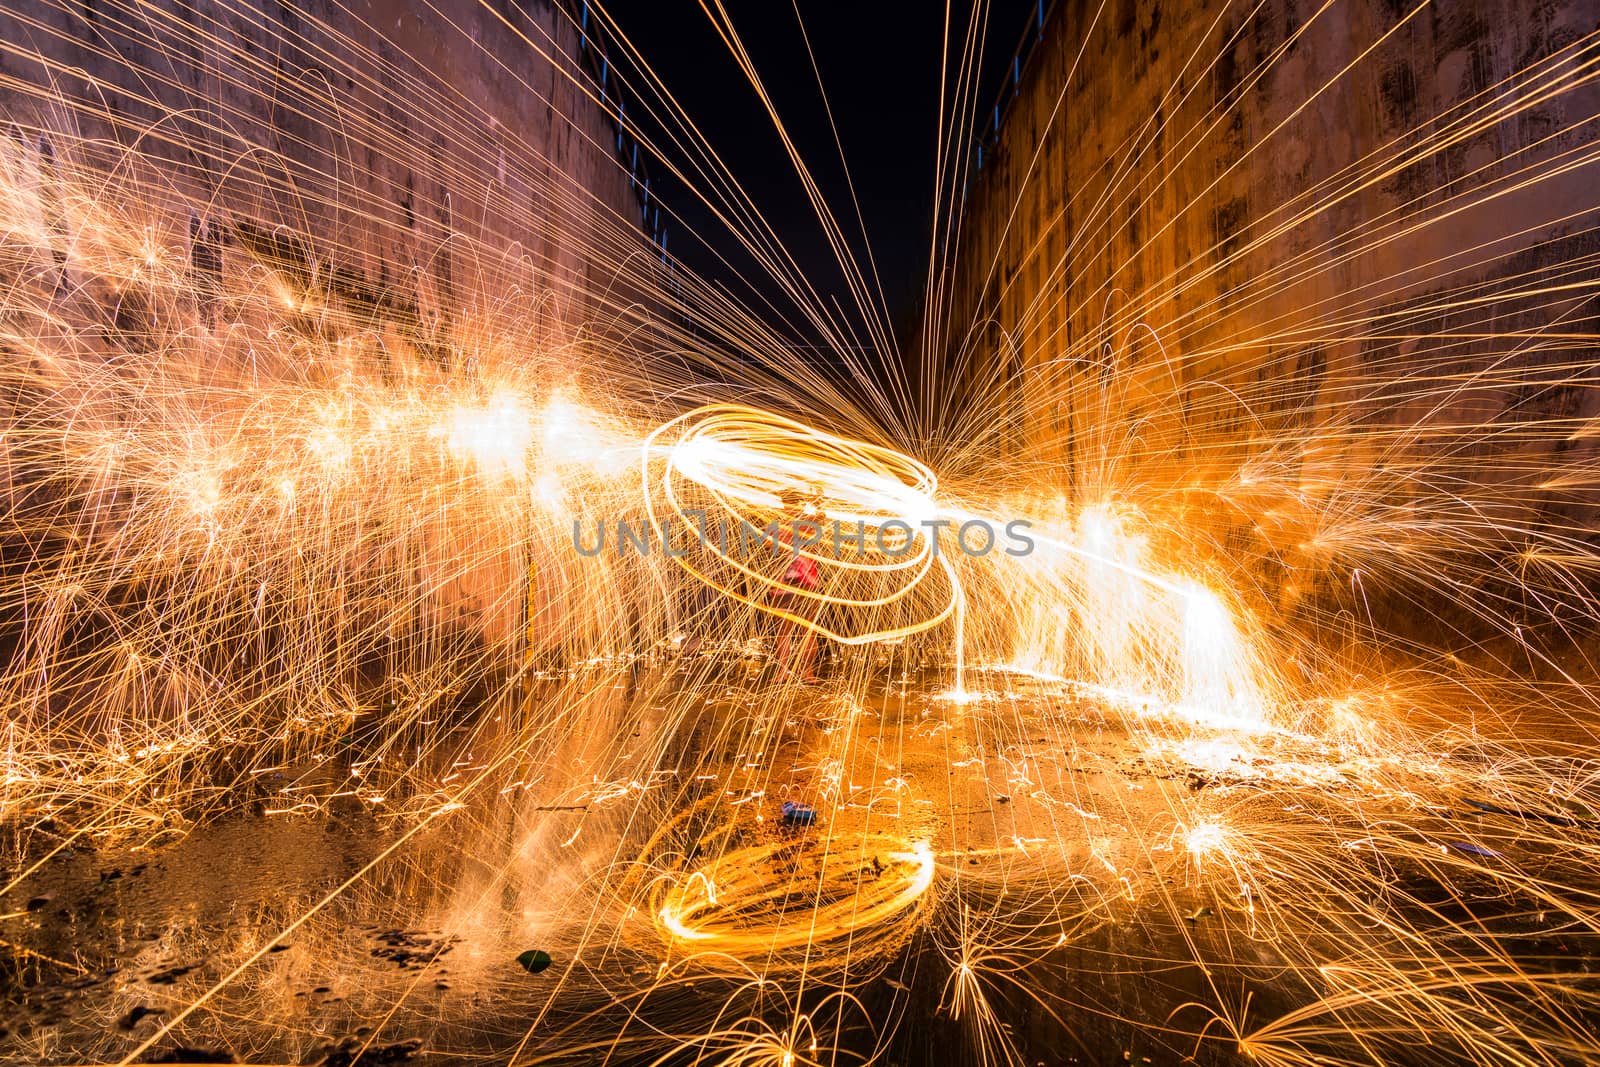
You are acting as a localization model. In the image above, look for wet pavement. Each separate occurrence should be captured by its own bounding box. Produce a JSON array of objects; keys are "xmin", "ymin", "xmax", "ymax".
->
[{"xmin": 4, "ymin": 659, "xmax": 1599, "ymax": 1066}]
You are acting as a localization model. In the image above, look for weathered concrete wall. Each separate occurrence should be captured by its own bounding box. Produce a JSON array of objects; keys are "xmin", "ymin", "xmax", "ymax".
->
[
  {"xmin": 943, "ymin": 0, "xmax": 1600, "ymax": 617},
  {"xmin": 0, "ymin": 0, "xmax": 660, "ymax": 666},
  {"xmin": 0, "ymin": 0, "xmax": 651, "ymax": 355}
]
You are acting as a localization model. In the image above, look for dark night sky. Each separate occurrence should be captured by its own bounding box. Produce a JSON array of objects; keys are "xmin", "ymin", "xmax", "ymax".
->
[{"xmin": 598, "ymin": 1, "xmax": 1040, "ymax": 352}]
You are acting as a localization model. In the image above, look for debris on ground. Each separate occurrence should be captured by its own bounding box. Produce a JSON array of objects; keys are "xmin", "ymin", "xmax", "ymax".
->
[
  {"xmin": 516, "ymin": 948, "xmax": 553, "ymax": 974},
  {"xmin": 779, "ymin": 801, "xmax": 816, "ymax": 828}
]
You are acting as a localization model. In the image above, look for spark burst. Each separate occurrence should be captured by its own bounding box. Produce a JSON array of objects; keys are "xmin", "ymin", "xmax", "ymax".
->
[{"xmin": 0, "ymin": 1, "xmax": 1599, "ymax": 1066}]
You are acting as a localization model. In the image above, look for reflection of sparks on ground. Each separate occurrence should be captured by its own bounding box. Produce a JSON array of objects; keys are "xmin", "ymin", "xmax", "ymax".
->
[{"xmin": 655, "ymin": 838, "xmax": 935, "ymax": 952}]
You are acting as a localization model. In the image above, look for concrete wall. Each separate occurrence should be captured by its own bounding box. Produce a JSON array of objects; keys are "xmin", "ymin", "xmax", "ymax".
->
[
  {"xmin": 0, "ymin": 0, "xmax": 653, "ymax": 352},
  {"xmin": 941, "ymin": 0, "xmax": 1600, "ymax": 616},
  {"xmin": 0, "ymin": 0, "xmax": 661, "ymax": 679}
]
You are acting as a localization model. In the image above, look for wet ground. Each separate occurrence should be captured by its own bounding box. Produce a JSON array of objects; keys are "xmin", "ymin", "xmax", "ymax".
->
[{"xmin": 4, "ymin": 657, "xmax": 1599, "ymax": 1066}]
